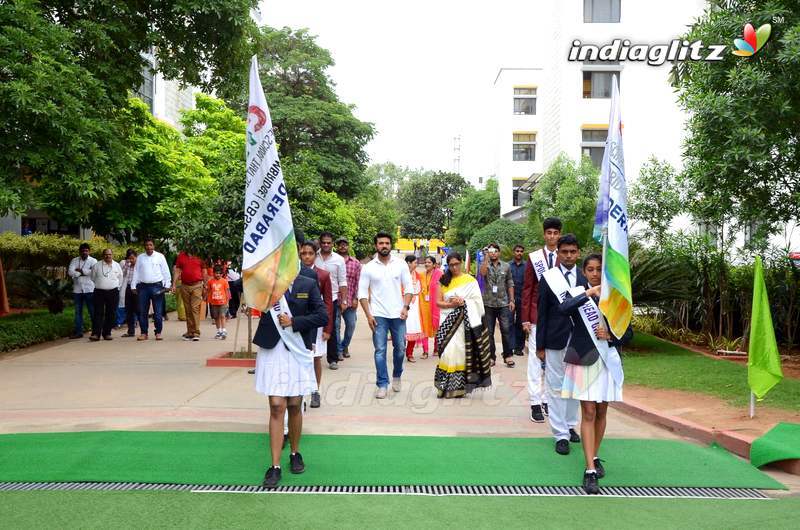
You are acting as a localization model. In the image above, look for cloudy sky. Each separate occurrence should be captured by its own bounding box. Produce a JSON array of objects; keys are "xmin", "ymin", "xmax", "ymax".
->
[{"xmin": 259, "ymin": 0, "xmax": 546, "ymax": 180}]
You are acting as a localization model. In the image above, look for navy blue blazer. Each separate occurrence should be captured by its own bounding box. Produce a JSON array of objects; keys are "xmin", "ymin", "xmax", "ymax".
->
[
  {"xmin": 252, "ymin": 274, "xmax": 328, "ymax": 351},
  {"xmin": 559, "ymin": 286, "xmax": 633, "ymax": 365},
  {"xmin": 535, "ymin": 267, "xmax": 587, "ymax": 351}
]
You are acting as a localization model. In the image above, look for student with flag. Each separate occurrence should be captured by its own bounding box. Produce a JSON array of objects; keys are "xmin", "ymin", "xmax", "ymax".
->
[{"xmin": 241, "ymin": 56, "xmax": 328, "ymax": 489}]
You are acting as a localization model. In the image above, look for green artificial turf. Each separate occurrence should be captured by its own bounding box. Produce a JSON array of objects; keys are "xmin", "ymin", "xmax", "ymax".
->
[
  {"xmin": 751, "ymin": 422, "xmax": 800, "ymax": 468},
  {"xmin": 624, "ymin": 333, "xmax": 800, "ymax": 411},
  {"xmin": 2, "ymin": 491, "xmax": 798, "ymax": 530},
  {"xmin": 0, "ymin": 431, "xmax": 784, "ymax": 489}
]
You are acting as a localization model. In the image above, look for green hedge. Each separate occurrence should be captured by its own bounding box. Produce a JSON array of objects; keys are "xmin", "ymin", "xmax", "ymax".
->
[
  {"xmin": 0, "ymin": 307, "xmax": 90, "ymax": 353},
  {"xmin": 0, "ymin": 233, "xmax": 139, "ymax": 271}
]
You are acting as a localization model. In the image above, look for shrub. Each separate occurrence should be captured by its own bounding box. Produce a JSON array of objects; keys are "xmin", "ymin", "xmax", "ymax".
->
[
  {"xmin": 4, "ymin": 271, "xmax": 72, "ymax": 314},
  {"xmin": 468, "ymin": 219, "xmax": 529, "ymax": 260},
  {"xmin": 0, "ymin": 308, "xmax": 90, "ymax": 352},
  {"xmin": 0, "ymin": 233, "xmax": 137, "ymax": 272}
]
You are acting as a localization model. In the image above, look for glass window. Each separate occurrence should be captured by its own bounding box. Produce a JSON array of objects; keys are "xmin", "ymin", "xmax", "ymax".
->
[
  {"xmin": 513, "ymin": 87, "xmax": 536, "ymax": 115},
  {"xmin": 584, "ymin": 0, "xmax": 621, "ymax": 23},
  {"xmin": 582, "ymin": 130, "xmax": 607, "ymax": 142},
  {"xmin": 135, "ymin": 65, "xmax": 155, "ymax": 113},
  {"xmin": 581, "ymin": 129, "xmax": 607, "ymax": 168},
  {"xmin": 512, "ymin": 178, "xmax": 529, "ymax": 207},
  {"xmin": 512, "ymin": 133, "xmax": 536, "ymax": 161},
  {"xmin": 582, "ymin": 71, "xmax": 619, "ymax": 98}
]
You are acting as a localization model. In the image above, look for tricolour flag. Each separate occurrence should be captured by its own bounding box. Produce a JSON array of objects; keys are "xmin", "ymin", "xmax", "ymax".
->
[
  {"xmin": 748, "ymin": 256, "xmax": 783, "ymax": 399},
  {"xmin": 242, "ymin": 56, "xmax": 299, "ymax": 311},
  {"xmin": 592, "ymin": 75, "xmax": 632, "ymax": 339}
]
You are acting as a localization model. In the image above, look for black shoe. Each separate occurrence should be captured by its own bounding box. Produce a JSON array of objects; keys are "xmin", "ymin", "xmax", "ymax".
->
[
  {"xmin": 262, "ymin": 466, "xmax": 281, "ymax": 489},
  {"xmin": 310, "ymin": 392, "xmax": 321, "ymax": 408},
  {"xmin": 569, "ymin": 428, "xmax": 581, "ymax": 443},
  {"xmin": 282, "ymin": 434, "xmax": 288, "ymax": 449},
  {"xmin": 514, "ymin": 349, "xmax": 523, "ymax": 356},
  {"xmin": 70, "ymin": 333, "xmax": 83, "ymax": 340},
  {"xmin": 593, "ymin": 458, "xmax": 605, "ymax": 479},
  {"xmin": 542, "ymin": 403, "xmax": 549, "ymax": 416},
  {"xmin": 89, "ymin": 335, "xmax": 100, "ymax": 342},
  {"xmin": 102, "ymin": 335, "xmax": 112, "ymax": 341},
  {"xmin": 530, "ymin": 405, "xmax": 545, "ymax": 423},
  {"xmin": 555, "ymin": 439, "xmax": 570, "ymax": 455},
  {"xmin": 583, "ymin": 471, "xmax": 599, "ymax": 494},
  {"xmin": 290, "ymin": 452, "xmax": 305, "ymax": 474}
]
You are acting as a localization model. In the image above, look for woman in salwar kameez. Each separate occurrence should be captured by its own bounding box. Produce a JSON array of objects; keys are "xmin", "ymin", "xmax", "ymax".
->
[
  {"xmin": 418, "ymin": 256, "xmax": 442, "ymax": 359},
  {"xmin": 433, "ymin": 253, "xmax": 492, "ymax": 398}
]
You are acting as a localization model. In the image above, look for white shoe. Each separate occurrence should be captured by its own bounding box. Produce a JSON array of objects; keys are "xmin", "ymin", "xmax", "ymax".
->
[
  {"xmin": 375, "ymin": 387, "xmax": 387, "ymax": 399},
  {"xmin": 391, "ymin": 378, "xmax": 401, "ymax": 392}
]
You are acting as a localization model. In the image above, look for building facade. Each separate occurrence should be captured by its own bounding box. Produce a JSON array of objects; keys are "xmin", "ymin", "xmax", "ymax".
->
[{"xmin": 496, "ymin": 0, "xmax": 707, "ymax": 220}]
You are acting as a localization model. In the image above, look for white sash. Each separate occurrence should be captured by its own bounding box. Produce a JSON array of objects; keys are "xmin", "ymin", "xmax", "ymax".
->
[
  {"xmin": 542, "ymin": 269, "xmax": 624, "ymax": 387},
  {"xmin": 269, "ymin": 294, "xmax": 314, "ymax": 366},
  {"xmin": 529, "ymin": 248, "xmax": 550, "ymax": 280}
]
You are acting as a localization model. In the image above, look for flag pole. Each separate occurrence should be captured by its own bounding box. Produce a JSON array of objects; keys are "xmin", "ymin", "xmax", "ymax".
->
[{"xmin": 749, "ymin": 391, "xmax": 755, "ymax": 419}]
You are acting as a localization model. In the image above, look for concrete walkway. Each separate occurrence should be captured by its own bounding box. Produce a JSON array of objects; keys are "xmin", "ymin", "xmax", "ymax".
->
[{"xmin": 0, "ymin": 312, "xmax": 675, "ymax": 440}]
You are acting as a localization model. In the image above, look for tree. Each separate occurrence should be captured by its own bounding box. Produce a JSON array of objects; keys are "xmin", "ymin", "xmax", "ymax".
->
[
  {"xmin": 363, "ymin": 162, "xmax": 421, "ymax": 200},
  {"xmin": 224, "ymin": 26, "xmax": 375, "ymax": 198},
  {"xmin": 397, "ymin": 171, "xmax": 469, "ymax": 238},
  {"xmin": 350, "ymin": 182, "xmax": 401, "ymax": 258},
  {"xmin": 83, "ymin": 99, "xmax": 214, "ymax": 242},
  {"xmin": 448, "ymin": 178, "xmax": 500, "ymax": 246},
  {"xmin": 0, "ymin": 0, "xmax": 258, "ymax": 218},
  {"xmin": 527, "ymin": 154, "xmax": 599, "ymax": 247},
  {"xmin": 671, "ymin": 1, "xmax": 800, "ymax": 234},
  {"xmin": 629, "ymin": 157, "xmax": 684, "ymax": 244},
  {"xmin": 468, "ymin": 219, "xmax": 529, "ymax": 256}
]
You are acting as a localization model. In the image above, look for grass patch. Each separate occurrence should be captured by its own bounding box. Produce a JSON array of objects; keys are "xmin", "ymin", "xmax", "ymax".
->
[
  {"xmin": 0, "ymin": 307, "xmax": 89, "ymax": 352},
  {"xmin": 624, "ymin": 333, "xmax": 800, "ymax": 410},
  {"xmin": 1, "ymin": 491, "xmax": 798, "ymax": 529}
]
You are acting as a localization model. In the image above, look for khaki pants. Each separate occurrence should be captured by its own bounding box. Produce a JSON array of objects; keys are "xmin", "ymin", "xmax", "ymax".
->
[{"xmin": 179, "ymin": 282, "xmax": 204, "ymax": 336}]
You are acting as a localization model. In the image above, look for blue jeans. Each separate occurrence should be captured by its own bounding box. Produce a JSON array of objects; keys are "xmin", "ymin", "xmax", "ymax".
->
[
  {"xmin": 137, "ymin": 283, "xmax": 164, "ymax": 335},
  {"xmin": 338, "ymin": 306, "xmax": 357, "ymax": 353},
  {"xmin": 373, "ymin": 317, "xmax": 406, "ymax": 388},
  {"xmin": 116, "ymin": 307, "xmax": 127, "ymax": 327},
  {"xmin": 73, "ymin": 292, "xmax": 94, "ymax": 336}
]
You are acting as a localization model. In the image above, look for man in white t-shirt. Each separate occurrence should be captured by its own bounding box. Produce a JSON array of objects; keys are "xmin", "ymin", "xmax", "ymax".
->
[{"xmin": 358, "ymin": 232, "xmax": 413, "ymax": 398}]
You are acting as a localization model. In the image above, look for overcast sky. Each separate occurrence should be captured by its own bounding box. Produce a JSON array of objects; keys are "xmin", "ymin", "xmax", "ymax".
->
[{"xmin": 259, "ymin": 0, "xmax": 545, "ymax": 180}]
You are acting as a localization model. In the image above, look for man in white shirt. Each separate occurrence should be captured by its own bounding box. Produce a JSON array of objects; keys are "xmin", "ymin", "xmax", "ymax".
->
[
  {"xmin": 315, "ymin": 231, "xmax": 348, "ymax": 369},
  {"xmin": 130, "ymin": 238, "xmax": 172, "ymax": 341},
  {"xmin": 89, "ymin": 248, "xmax": 124, "ymax": 341},
  {"xmin": 358, "ymin": 232, "xmax": 413, "ymax": 398},
  {"xmin": 68, "ymin": 243, "xmax": 97, "ymax": 339}
]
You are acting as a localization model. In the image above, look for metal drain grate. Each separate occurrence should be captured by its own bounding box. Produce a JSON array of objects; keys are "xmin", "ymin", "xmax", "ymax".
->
[{"xmin": 0, "ymin": 482, "xmax": 771, "ymax": 499}]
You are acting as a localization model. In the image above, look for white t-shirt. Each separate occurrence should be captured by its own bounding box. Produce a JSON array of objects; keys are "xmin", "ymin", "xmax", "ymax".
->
[{"xmin": 357, "ymin": 255, "xmax": 413, "ymax": 319}]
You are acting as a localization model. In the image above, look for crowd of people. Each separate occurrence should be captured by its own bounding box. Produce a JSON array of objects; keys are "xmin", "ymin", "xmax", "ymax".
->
[{"xmin": 67, "ymin": 218, "xmax": 630, "ymax": 494}]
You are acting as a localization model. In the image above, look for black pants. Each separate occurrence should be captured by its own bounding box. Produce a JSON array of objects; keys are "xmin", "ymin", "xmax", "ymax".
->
[
  {"xmin": 228, "ymin": 279, "xmax": 242, "ymax": 317},
  {"xmin": 513, "ymin": 297, "xmax": 525, "ymax": 352},
  {"xmin": 484, "ymin": 305, "xmax": 513, "ymax": 360},
  {"xmin": 125, "ymin": 286, "xmax": 139, "ymax": 334},
  {"xmin": 92, "ymin": 288, "xmax": 119, "ymax": 338}
]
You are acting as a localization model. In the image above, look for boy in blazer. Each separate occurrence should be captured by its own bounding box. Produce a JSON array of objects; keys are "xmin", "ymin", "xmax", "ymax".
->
[{"xmin": 536, "ymin": 233, "xmax": 584, "ymax": 455}]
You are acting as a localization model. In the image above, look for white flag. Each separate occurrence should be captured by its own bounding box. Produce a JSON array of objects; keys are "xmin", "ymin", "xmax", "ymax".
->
[{"xmin": 242, "ymin": 55, "xmax": 299, "ymax": 311}]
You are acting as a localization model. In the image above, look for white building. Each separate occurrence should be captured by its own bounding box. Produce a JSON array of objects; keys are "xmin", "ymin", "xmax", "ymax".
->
[{"xmin": 497, "ymin": 0, "xmax": 707, "ymax": 221}]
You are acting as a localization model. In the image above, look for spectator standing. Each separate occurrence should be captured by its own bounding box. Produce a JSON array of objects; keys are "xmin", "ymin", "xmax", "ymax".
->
[
  {"xmin": 68, "ymin": 243, "xmax": 97, "ymax": 339},
  {"xmin": 227, "ymin": 266, "xmax": 242, "ymax": 319},
  {"xmin": 206, "ymin": 266, "xmax": 231, "ymax": 339},
  {"xmin": 335, "ymin": 237, "xmax": 361, "ymax": 359},
  {"xmin": 509, "ymin": 245, "xmax": 527, "ymax": 356},
  {"xmin": 173, "ymin": 250, "xmax": 208, "ymax": 341},
  {"xmin": 131, "ymin": 238, "xmax": 171, "ymax": 341},
  {"xmin": 478, "ymin": 243, "xmax": 516, "ymax": 367},
  {"xmin": 120, "ymin": 250, "xmax": 139, "ymax": 338},
  {"xmin": 315, "ymin": 232, "xmax": 347, "ymax": 370},
  {"xmin": 358, "ymin": 232, "xmax": 412, "ymax": 398},
  {"xmin": 89, "ymin": 249, "xmax": 123, "ymax": 341}
]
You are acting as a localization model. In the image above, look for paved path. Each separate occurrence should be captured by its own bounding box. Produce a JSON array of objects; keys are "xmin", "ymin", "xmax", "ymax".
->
[{"xmin": 0, "ymin": 312, "xmax": 676, "ymax": 440}]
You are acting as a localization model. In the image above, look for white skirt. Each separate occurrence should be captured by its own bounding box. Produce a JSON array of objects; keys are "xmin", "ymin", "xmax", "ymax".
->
[
  {"xmin": 255, "ymin": 341, "xmax": 318, "ymax": 397},
  {"xmin": 313, "ymin": 328, "xmax": 325, "ymax": 358},
  {"xmin": 562, "ymin": 357, "xmax": 623, "ymax": 403}
]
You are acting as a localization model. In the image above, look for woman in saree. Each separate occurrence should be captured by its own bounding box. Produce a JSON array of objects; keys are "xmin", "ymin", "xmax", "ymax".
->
[
  {"xmin": 404, "ymin": 255, "xmax": 424, "ymax": 362},
  {"xmin": 434, "ymin": 252, "xmax": 492, "ymax": 398},
  {"xmin": 418, "ymin": 255, "xmax": 442, "ymax": 359}
]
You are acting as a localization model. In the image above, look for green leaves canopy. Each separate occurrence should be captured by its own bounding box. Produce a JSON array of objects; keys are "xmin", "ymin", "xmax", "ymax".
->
[{"xmin": 397, "ymin": 171, "xmax": 470, "ymax": 239}]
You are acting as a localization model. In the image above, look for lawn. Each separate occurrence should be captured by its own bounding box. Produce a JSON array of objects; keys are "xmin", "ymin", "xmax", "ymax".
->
[
  {"xmin": 1, "ymin": 491, "xmax": 797, "ymax": 529},
  {"xmin": 624, "ymin": 333, "xmax": 800, "ymax": 410}
]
